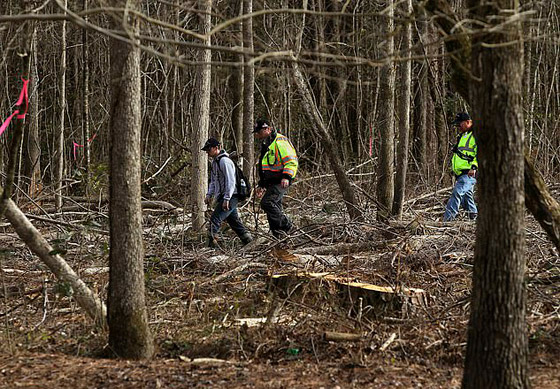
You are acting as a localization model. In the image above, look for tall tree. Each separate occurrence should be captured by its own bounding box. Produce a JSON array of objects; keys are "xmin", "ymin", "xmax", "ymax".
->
[
  {"xmin": 242, "ymin": 0, "xmax": 255, "ymax": 180},
  {"xmin": 230, "ymin": 0, "xmax": 244, "ymax": 157},
  {"xmin": 55, "ymin": 0, "xmax": 67, "ymax": 211},
  {"xmin": 190, "ymin": 0, "xmax": 212, "ymax": 232},
  {"xmin": 376, "ymin": 0, "xmax": 395, "ymax": 222},
  {"xmin": 107, "ymin": 1, "xmax": 154, "ymax": 359},
  {"xmin": 392, "ymin": 0, "xmax": 412, "ymax": 218},
  {"xmin": 463, "ymin": 1, "xmax": 528, "ymax": 385},
  {"xmin": 24, "ymin": 27, "xmax": 41, "ymax": 199},
  {"xmin": 425, "ymin": 0, "xmax": 529, "ymax": 386},
  {"xmin": 82, "ymin": 0, "xmax": 91, "ymax": 175}
]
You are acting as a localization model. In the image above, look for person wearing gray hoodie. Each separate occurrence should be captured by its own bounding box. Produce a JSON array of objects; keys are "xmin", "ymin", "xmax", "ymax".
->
[{"xmin": 202, "ymin": 137, "xmax": 253, "ymax": 247}]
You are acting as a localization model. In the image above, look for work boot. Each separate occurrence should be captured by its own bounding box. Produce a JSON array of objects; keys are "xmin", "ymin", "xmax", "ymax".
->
[
  {"xmin": 207, "ymin": 235, "xmax": 218, "ymax": 248},
  {"xmin": 240, "ymin": 233, "xmax": 253, "ymax": 246}
]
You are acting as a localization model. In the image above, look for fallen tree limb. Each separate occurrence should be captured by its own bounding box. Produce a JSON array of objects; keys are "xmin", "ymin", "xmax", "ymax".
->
[
  {"xmin": 524, "ymin": 154, "xmax": 560, "ymax": 252},
  {"xmin": 2, "ymin": 198, "xmax": 107, "ymax": 327}
]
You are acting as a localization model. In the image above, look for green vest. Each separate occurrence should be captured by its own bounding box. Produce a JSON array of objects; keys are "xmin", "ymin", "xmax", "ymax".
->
[{"xmin": 451, "ymin": 131, "xmax": 477, "ymax": 176}]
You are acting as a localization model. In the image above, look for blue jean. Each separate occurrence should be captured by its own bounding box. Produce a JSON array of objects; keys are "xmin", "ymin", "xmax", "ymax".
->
[
  {"xmin": 209, "ymin": 196, "xmax": 249, "ymax": 238},
  {"xmin": 443, "ymin": 174, "xmax": 477, "ymax": 221}
]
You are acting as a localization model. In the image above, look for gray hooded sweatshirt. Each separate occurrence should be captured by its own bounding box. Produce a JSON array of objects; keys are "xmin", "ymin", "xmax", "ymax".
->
[{"xmin": 207, "ymin": 150, "xmax": 237, "ymax": 201}]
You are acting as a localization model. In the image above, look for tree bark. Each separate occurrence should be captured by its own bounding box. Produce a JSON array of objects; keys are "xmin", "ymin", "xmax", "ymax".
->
[
  {"xmin": 464, "ymin": 1, "xmax": 529, "ymax": 381},
  {"xmin": 107, "ymin": 1, "xmax": 154, "ymax": 359},
  {"xmin": 191, "ymin": 0, "xmax": 212, "ymax": 232}
]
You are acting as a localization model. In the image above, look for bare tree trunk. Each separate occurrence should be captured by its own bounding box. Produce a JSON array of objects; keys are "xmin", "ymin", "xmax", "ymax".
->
[
  {"xmin": 107, "ymin": 1, "xmax": 154, "ymax": 359},
  {"xmin": 231, "ymin": 0, "xmax": 244, "ymax": 157},
  {"xmin": 55, "ymin": 0, "xmax": 68, "ymax": 211},
  {"xmin": 392, "ymin": 0, "xmax": 412, "ymax": 218},
  {"xmin": 82, "ymin": 0, "xmax": 91, "ymax": 174},
  {"xmin": 424, "ymin": 1, "xmax": 530, "ymax": 386},
  {"xmin": 464, "ymin": 0, "xmax": 529, "ymax": 381},
  {"xmin": 190, "ymin": 0, "xmax": 212, "ymax": 232},
  {"xmin": 376, "ymin": 0, "xmax": 395, "ymax": 222},
  {"xmin": 25, "ymin": 28, "xmax": 41, "ymax": 199},
  {"xmin": 242, "ymin": 0, "xmax": 255, "ymax": 181}
]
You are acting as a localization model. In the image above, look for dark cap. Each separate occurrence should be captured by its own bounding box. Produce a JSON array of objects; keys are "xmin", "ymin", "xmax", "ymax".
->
[
  {"xmin": 253, "ymin": 119, "xmax": 270, "ymax": 133},
  {"xmin": 201, "ymin": 137, "xmax": 220, "ymax": 151},
  {"xmin": 452, "ymin": 112, "xmax": 471, "ymax": 125}
]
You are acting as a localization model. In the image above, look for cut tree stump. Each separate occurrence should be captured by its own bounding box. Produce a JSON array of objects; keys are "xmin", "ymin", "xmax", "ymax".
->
[{"xmin": 270, "ymin": 272, "xmax": 428, "ymax": 318}]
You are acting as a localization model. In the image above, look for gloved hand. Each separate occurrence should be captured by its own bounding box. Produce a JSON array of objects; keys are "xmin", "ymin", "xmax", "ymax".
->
[
  {"xmin": 205, "ymin": 196, "xmax": 212, "ymax": 205},
  {"xmin": 222, "ymin": 200, "xmax": 230, "ymax": 211}
]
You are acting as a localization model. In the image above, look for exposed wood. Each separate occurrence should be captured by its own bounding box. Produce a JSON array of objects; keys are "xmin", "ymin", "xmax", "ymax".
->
[{"xmin": 324, "ymin": 331, "xmax": 362, "ymax": 342}]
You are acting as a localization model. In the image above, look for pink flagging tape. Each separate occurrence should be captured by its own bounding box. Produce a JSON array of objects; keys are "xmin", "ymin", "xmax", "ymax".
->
[
  {"xmin": 0, "ymin": 111, "xmax": 18, "ymax": 137},
  {"xmin": 73, "ymin": 142, "xmax": 83, "ymax": 160},
  {"xmin": 73, "ymin": 133, "xmax": 97, "ymax": 160},
  {"xmin": 0, "ymin": 78, "xmax": 30, "ymax": 137},
  {"xmin": 15, "ymin": 78, "xmax": 29, "ymax": 119}
]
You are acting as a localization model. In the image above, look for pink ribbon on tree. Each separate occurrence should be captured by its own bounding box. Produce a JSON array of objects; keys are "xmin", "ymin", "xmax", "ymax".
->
[
  {"xmin": 73, "ymin": 133, "xmax": 98, "ymax": 160},
  {"xmin": 0, "ymin": 78, "xmax": 30, "ymax": 137}
]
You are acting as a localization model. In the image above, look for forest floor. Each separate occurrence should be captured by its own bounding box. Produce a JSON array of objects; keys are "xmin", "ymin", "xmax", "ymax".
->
[{"xmin": 0, "ymin": 178, "xmax": 559, "ymax": 388}]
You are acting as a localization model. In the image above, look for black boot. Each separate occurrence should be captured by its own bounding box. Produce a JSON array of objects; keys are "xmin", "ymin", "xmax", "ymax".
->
[
  {"xmin": 207, "ymin": 235, "xmax": 218, "ymax": 248},
  {"xmin": 240, "ymin": 233, "xmax": 253, "ymax": 245}
]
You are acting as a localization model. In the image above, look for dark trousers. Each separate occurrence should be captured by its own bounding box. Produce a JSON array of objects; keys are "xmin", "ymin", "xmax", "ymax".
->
[
  {"xmin": 260, "ymin": 183, "xmax": 292, "ymax": 236},
  {"xmin": 209, "ymin": 196, "xmax": 249, "ymax": 238}
]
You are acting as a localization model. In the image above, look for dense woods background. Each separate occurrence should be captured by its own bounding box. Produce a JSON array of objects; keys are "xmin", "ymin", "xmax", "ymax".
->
[{"xmin": 1, "ymin": 1, "xmax": 559, "ymax": 388}]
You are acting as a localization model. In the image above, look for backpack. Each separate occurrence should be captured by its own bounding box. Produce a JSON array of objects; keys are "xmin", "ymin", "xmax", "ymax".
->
[{"xmin": 217, "ymin": 155, "xmax": 252, "ymax": 202}]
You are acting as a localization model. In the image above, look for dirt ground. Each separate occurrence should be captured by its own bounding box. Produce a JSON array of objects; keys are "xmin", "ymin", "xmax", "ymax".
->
[{"xmin": 1, "ymin": 180, "xmax": 559, "ymax": 388}]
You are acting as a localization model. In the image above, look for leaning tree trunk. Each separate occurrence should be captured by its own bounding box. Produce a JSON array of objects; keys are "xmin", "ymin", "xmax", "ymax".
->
[
  {"xmin": 291, "ymin": 61, "xmax": 362, "ymax": 221},
  {"xmin": 524, "ymin": 153, "xmax": 560, "ymax": 252},
  {"xmin": 463, "ymin": 1, "xmax": 529, "ymax": 387},
  {"xmin": 190, "ymin": 0, "xmax": 212, "ymax": 232},
  {"xmin": 376, "ymin": 0, "xmax": 395, "ymax": 222},
  {"xmin": 107, "ymin": 1, "xmax": 154, "ymax": 359},
  {"xmin": 2, "ymin": 196, "xmax": 106, "ymax": 325}
]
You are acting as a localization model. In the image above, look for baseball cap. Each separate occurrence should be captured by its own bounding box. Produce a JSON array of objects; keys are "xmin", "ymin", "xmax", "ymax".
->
[
  {"xmin": 253, "ymin": 119, "xmax": 270, "ymax": 133},
  {"xmin": 201, "ymin": 137, "xmax": 220, "ymax": 151},
  {"xmin": 452, "ymin": 112, "xmax": 471, "ymax": 125}
]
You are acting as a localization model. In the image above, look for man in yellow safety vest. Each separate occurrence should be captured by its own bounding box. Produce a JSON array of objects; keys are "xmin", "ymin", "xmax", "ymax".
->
[
  {"xmin": 253, "ymin": 119, "xmax": 298, "ymax": 237},
  {"xmin": 444, "ymin": 112, "xmax": 478, "ymax": 221}
]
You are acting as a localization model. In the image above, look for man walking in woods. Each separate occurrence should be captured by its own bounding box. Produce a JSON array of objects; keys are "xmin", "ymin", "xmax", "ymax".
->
[
  {"xmin": 203, "ymin": 137, "xmax": 253, "ymax": 247},
  {"xmin": 253, "ymin": 119, "xmax": 299, "ymax": 237},
  {"xmin": 443, "ymin": 112, "xmax": 478, "ymax": 221}
]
